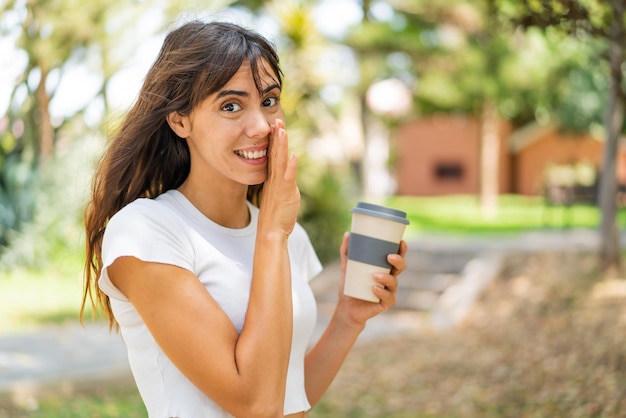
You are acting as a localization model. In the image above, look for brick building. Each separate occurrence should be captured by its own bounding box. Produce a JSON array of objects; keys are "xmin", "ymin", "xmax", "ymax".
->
[{"xmin": 394, "ymin": 115, "xmax": 626, "ymax": 196}]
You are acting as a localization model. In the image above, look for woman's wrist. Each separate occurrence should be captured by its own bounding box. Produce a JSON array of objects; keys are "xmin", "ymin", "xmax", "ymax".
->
[
  {"xmin": 332, "ymin": 303, "xmax": 367, "ymax": 333},
  {"xmin": 255, "ymin": 228, "xmax": 290, "ymax": 244}
]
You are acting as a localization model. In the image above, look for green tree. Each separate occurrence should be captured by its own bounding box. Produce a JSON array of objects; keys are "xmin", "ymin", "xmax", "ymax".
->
[
  {"xmin": 0, "ymin": 0, "xmax": 232, "ymax": 261},
  {"xmin": 345, "ymin": 1, "xmax": 563, "ymax": 216},
  {"xmin": 499, "ymin": 0, "xmax": 625, "ymax": 272},
  {"xmin": 234, "ymin": 0, "xmax": 353, "ymax": 263}
]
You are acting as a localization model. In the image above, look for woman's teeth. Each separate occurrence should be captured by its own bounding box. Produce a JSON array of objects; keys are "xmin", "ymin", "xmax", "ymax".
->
[{"xmin": 236, "ymin": 149, "xmax": 267, "ymax": 159}]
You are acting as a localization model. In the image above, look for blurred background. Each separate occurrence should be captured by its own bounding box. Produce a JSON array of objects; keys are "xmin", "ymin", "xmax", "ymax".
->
[{"xmin": 1, "ymin": 0, "xmax": 626, "ymax": 417}]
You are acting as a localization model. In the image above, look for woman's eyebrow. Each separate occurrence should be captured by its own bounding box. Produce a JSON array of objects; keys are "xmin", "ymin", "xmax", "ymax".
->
[
  {"xmin": 215, "ymin": 90, "xmax": 249, "ymax": 101},
  {"xmin": 262, "ymin": 84, "xmax": 281, "ymax": 93},
  {"xmin": 214, "ymin": 84, "xmax": 281, "ymax": 102}
]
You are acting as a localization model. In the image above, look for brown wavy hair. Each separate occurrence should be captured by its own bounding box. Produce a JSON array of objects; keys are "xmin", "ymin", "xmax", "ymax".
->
[{"xmin": 81, "ymin": 20, "xmax": 282, "ymax": 328}]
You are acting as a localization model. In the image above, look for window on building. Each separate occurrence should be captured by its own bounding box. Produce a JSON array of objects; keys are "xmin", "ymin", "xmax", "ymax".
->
[{"xmin": 434, "ymin": 162, "xmax": 464, "ymax": 181}]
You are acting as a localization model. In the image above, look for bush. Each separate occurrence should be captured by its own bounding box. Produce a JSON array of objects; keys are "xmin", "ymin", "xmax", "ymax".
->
[
  {"xmin": 299, "ymin": 169, "xmax": 354, "ymax": 265},
  {"xmin": 0, "ymin": 155, "xmax": 37, "ymax": 250},
  {"xmin": 0, "ymin": 135, "xmax": 101, "ymax": 271}
]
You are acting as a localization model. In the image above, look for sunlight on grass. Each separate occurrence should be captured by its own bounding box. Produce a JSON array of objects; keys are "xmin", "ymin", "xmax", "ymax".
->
[
  {"xmin": 0, "ymin": 263, "xmax": 91, "ymax": 335},
  {"xmin": 0, "ymin": 384, "xmax": 146, "ymax": 418},
  {"xmin": 387, "ymin": 194, "xmax": 615, "ymax": 237}
]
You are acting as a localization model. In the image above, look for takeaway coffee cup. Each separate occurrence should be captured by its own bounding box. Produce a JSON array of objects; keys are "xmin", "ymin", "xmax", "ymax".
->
[{"xmin": 344, "ymin": 201, "xmax": 410, "ymax": 302}]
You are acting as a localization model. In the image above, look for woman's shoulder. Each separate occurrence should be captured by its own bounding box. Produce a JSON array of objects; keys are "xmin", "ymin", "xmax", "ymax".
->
[
  {"xmin": 107, "ymin": 199, "xmax": 156, "ymax": 229},
  {"xmin": 106, "ymin": 192, "xmax": 186, "ymax": 238},
  {"xmin": 102, "ymin": 192, "xmax": 194, "ymax": 266}
]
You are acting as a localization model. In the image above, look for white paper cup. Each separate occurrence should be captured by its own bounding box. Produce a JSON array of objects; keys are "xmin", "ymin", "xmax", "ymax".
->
[{"xmin": 344, "ymin": 202, "xmax": 409, "ymax": 302}]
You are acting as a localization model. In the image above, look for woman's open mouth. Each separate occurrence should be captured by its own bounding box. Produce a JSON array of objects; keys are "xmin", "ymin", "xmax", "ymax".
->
[{"xmin": 235, "ymin": 149, "xmax": 268, "ymax": 160}]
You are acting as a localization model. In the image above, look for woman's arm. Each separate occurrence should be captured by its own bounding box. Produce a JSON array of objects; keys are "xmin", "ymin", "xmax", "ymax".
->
[
  {"xmin": 108, "ymin": 121, "xmax": 300, "ymax": 418},
  {"xmin": 303, "ymin": 234, "xmax": 408, "ymax": 406}
]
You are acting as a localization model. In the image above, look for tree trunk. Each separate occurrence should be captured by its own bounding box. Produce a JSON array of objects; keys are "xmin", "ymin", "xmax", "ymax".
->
[
  {"xmin": 479, "ymin": 99, "xmax": 500, "ymax": 219},
  {"xmin": 357, "ymin": 91, "xmax": 368, "ymax": 197},
  {"xmin": 598, "ymin": 2, "xmax": 624, "ymax": 274},
  {"xmin": 36, "ymin": 67, "xmax": 54, "ymax": 161}
]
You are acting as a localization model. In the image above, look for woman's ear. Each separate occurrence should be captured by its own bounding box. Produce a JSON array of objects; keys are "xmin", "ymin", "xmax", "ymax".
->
[{"xmin": 166, "ymin": 111, "xmax": 191, "ymax": 139}]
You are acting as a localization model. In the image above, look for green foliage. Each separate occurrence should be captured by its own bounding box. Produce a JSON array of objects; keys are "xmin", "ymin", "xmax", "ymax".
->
[
  {"xmin": 254, "ymin": 0, "xmax": 356, "ymax": 265},
  {"xmin": 0, "ymin": 155, "xmax": 37, "ymax": 249},
  {"xmin": 340, "ymin": 0, "xmax": 616, "ymax": 135},
  {"xmin": 0, "ymin": 133, "xmax": 100, "ymax": 271},
  {"xmin": 0, "ymin": 0, "xmax": 234, "ymax": 267},
  {"xmin": 347, "ymin": 20, "xmax": 428, "ymax": 56},
  {"xmin": 299, "ymin": 170, "xmax": 353, "ymax": 265},
  {"xmin": 497, "ymin": 0, "xmax": 625, "ymax": 133}
]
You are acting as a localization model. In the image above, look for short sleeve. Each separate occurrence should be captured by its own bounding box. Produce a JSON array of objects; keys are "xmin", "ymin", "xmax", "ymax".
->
[
  {"xmin": 99, "ymin": 199, "xmax": 194, "ymax": 302},
  {"xmin": 291, "ymin": 223, "xmax": 323, "ymax": 283}
]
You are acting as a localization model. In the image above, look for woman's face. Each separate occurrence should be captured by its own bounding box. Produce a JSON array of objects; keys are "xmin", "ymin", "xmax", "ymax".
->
[{"xmin": 171, "ymin": 60, "xmax": 284, "ymax": 191}]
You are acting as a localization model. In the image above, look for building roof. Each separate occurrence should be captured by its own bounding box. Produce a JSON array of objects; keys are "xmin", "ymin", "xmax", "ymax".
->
[{"xmin": 508, "ymin": 122, "xmax": 557, "ymax": 154}]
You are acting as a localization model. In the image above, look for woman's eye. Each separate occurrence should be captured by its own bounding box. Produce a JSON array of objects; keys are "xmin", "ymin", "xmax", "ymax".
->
[
  {"xmin": 222, "ymin": 102, "xmax": 242, "ymax": 112},
  {"xmin": 262, "ymin": 97, "xmax": 279, "ymax": 107}
]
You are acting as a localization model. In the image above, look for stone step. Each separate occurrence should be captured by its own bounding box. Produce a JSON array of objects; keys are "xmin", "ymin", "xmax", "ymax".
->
[
  {"xmin": 395, "ymin": 289, "xmax": 440, "ymax": 311},
  {"xmin": 311, "ymin": 251, "xmax": 472, "ymax": 312},
  {"xmin": 406, "ymin": 251, "xmax": 476, "ymax": 274},
  {"xmin": 400, "ymin": 273, "xmax": 461, "ymax": 292}
]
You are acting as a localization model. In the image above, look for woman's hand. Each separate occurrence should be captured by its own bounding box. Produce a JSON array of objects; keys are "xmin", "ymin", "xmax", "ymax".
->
[
  {"xmin": 335, "ymin": 232, "xmax": 408, "ymax": 326},
  {"xmin": 258, "ymin": 119, "xmax": 300, "ymax": 238}
]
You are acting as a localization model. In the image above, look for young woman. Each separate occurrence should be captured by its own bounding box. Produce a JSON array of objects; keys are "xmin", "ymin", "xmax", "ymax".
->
[{"xmin": 82, "ymin": 20, "xmax": 407, "ymax": 418}]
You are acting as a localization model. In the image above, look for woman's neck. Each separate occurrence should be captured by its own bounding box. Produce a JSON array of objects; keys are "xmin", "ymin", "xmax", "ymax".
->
[{"xmin": 177, "ymin": 179, "xmax": 250, "ymax": 229}]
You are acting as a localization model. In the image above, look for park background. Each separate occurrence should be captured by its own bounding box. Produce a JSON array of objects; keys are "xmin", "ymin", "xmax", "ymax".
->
[{"xmin": 1, "ymin": 0, "xmax": 626, "ymax": 417}]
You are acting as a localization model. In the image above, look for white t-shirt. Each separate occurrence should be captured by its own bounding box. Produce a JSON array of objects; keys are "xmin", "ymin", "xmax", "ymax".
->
[{"xmin": 98, "ymin": 189, "xmax": 323, "ymax": 418}]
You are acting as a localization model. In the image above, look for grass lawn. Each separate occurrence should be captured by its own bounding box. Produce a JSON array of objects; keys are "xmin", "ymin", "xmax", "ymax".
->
[
  {"xmin": 0, "ymin": 266, "xmax": 88, "ymax": 335},
  {"xmin": 0, "ymin": 384, "xmax": 146, "ymax": 418},
  {"xmin": 387, "ymin": 194, "xmax": 626, "ymax": 238}
]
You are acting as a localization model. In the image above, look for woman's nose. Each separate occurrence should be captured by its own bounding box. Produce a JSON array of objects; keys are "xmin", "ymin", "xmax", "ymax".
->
[{"xmin": 246, "ymin": 109, "xmax": 272, "ymax": 138}]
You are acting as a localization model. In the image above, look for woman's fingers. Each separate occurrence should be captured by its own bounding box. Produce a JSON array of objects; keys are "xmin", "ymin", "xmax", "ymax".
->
[
  {"xmin": 259, "ymin": 119, "xmax": 300, "ymax": 236},
  {"xmin": 269, "ymin": 119, "xmax": 297, "ymax": 183},
  {"xmin": 374, "ymin": 241, "xmax": 408, "ymax": 308},
  {"xmin": 374, "ymin": 272, "xmax": 398, "ymax": 293},
  {"xmin": 340, "ymin": 232, "xmax": 349, "ymax": 259},
  {"xmin": 373, "ymin": 273, "xmax": 397, "ymax": 309},
  {"xmin": 389, "ymin": 241, "xmax": 408, "ymax": 276},
  {"xmin": 268, "ymin": 119, "xmax": 288, "ymax": 178},
  {"xmin": 272, "ymin": 120, "xmax": 298, "ymax": 191}
]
